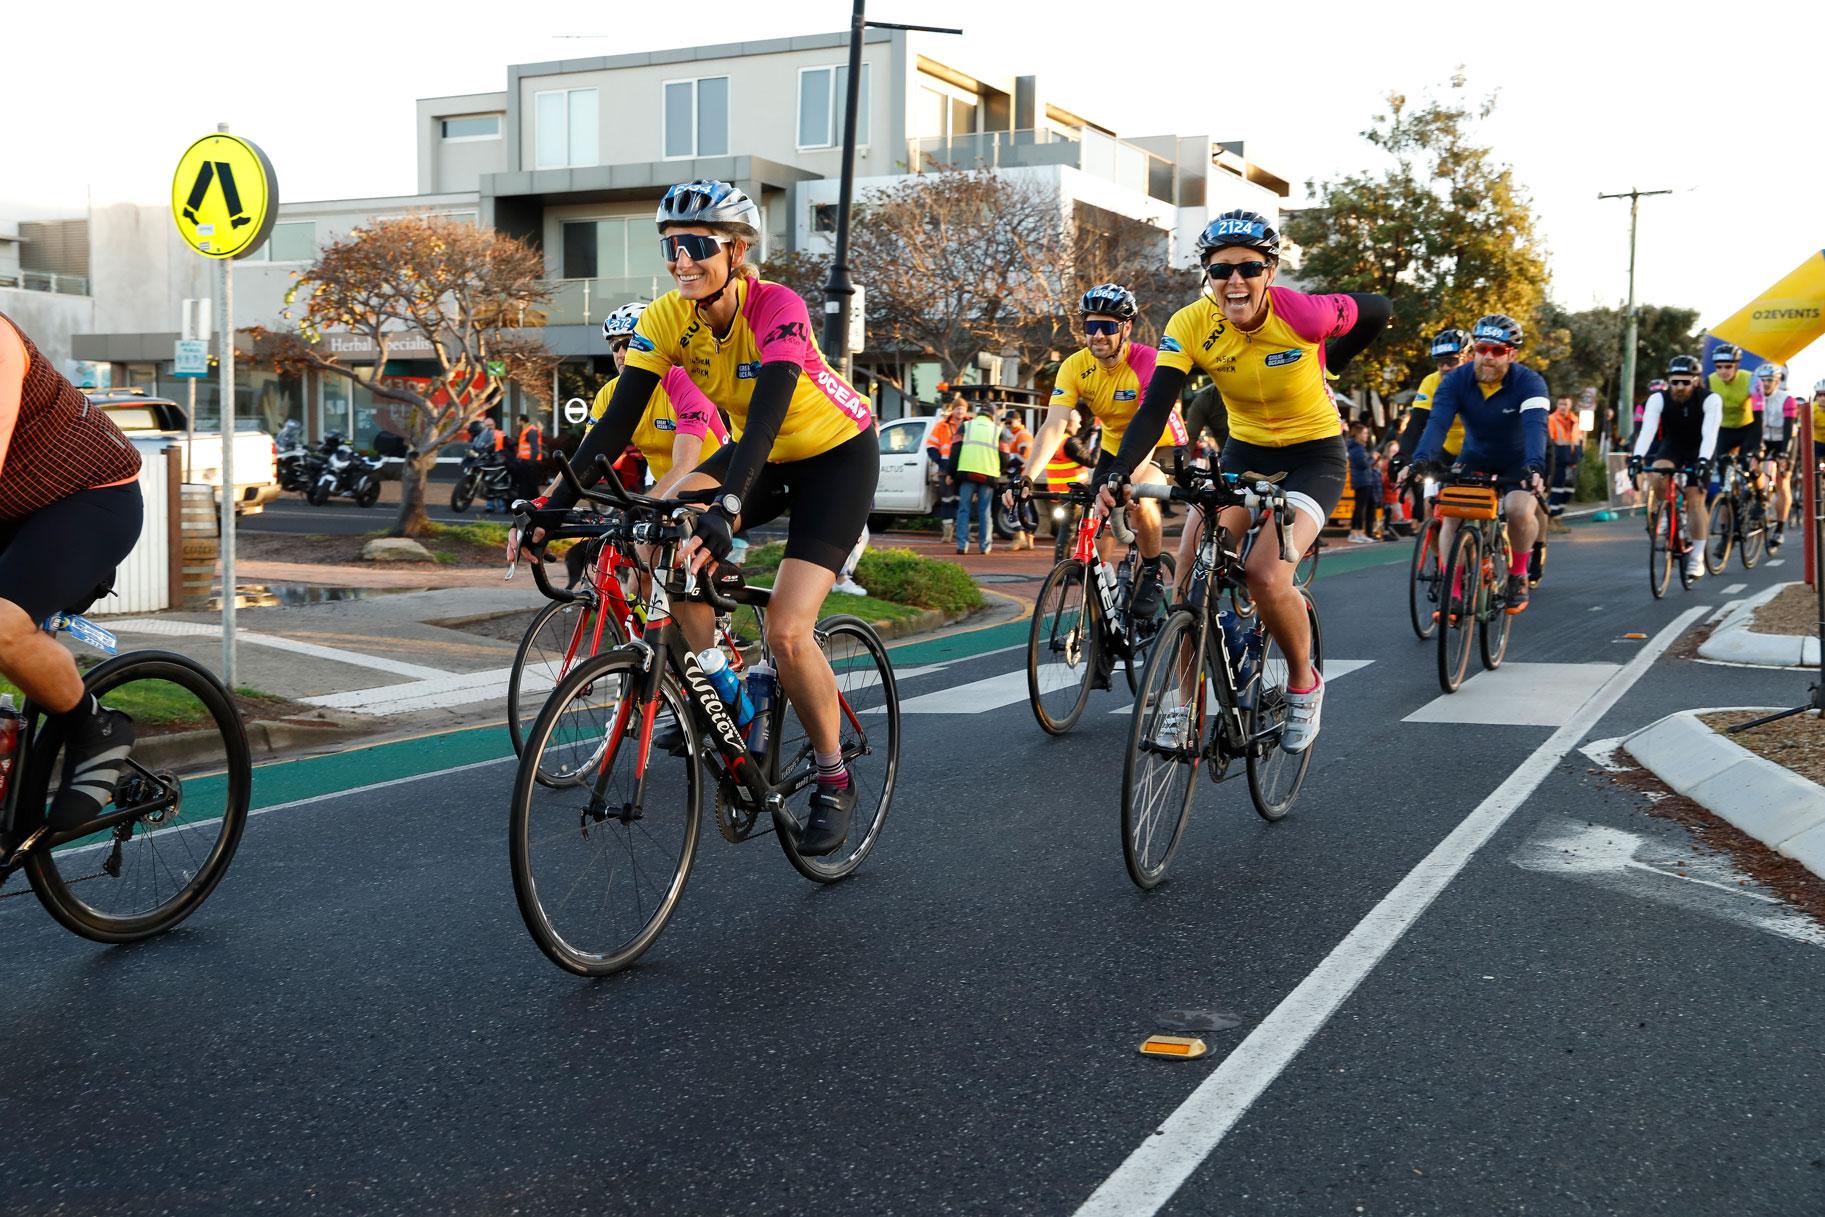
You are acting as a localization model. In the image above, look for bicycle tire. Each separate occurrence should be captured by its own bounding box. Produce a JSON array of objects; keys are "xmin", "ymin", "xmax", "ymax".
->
[
  {"xmin": 1247, "ymin": 591, "xmax": 1322, "ymax": 822},
  {"xmin": 1706, "ymin": 496, "xmax": 1734, "ymax": 574},
  {"xmin": 25, "ymin": 651, "xmax": 252, "ymax": 944},
  {"xmin": 1294, "ymin": 540, "xmax": 1319, "ymax": 589},
  {"xmin": 773, "ymin": 616, "xmax": 900, "ymax": 884},
  {"xmin": 1740, "ymin": 496, "xmax": 1766, "ymax": 569},
  {"xmin": 1648, "ymin": 501, "xmax": 1672, "ymax": 599},
  {"xmin": 1480, "ymin": 532, "xmax": 1512, "ymax": 670},
  {"xmin": 1120, "ymin": 609, "xmax": 1203, "ymax": 889},
  {"xmin": 1437, "ymin": 528, "xmax": 1479, "ymax": 693},
  {"xmin": 509, "ymin": 598, "xmax": 625, "ymax": 785},
  {"xmin": 509, "ymin": 651, "xmax": 700, "ymax": 977},
  {"xmin": 1409, "ymin": 519, "xmax": 1442, "ymax": 640},
  {"xmin": 1027, "ymin": 559, "xmax": 1099, "ymax": 734}
]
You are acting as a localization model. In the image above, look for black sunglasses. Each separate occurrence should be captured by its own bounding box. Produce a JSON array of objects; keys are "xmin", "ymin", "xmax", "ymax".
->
[
  {"xmin": 1082, "ymin": 319, "xmax": 1123, "ymax": 336},
  {"xmin": 660, "ymin": 233, "xmax": 732, "ymax": 263},
  {"xmin": 1204, "ymin": 260, "xmax": 1270, "ymax": 281},
  {"xmin": 610, "ymin": 339, "xmax": 631, "ymax": 353}
]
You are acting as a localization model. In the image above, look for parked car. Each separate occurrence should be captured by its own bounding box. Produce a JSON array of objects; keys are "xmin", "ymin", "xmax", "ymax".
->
[
  {"xmin": 89, "ymin": 389, "xmax": 279, "ymax": 514},
  {"xmin": 873, "ymin": 386, "xmax": 1045, "ymax": 538}
]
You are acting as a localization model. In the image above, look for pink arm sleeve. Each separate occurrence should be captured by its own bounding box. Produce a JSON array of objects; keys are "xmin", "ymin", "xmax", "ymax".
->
[
  {"xmin": 660, "ymin": 366, "xmax": 729, "ymax": 442},
  {"xmin": 1271, "ymin": 287, "xmax": 1359, "ymax": 343}
]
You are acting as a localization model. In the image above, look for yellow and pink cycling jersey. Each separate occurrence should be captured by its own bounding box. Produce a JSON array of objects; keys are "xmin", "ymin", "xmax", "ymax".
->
[
  {"xmin": 1156, "ymin": 287, "xmax": 1360, "ymax": 447},
  {"xmin": 1049, "ymin": 343, "xmax": 1188, "ymax": 453},
  {"xmin": 589, "ymin": 365, "xmax": 728, "ymax": 480},
  {"xmin": 625, "ymin": 279, "xmax": 870, "ymax": 464}
]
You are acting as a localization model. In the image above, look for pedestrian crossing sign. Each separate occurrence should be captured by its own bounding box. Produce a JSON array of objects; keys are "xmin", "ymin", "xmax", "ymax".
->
[{"xmin": 171, "ymin": 133, "xmax": 278, "ymax": 259}]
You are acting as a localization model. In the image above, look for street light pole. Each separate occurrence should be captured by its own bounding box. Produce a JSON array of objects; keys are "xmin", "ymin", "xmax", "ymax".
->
[
  {"xmin": 1598, "ymin": 188, "xmax": 1670, "ymax": 442},
  {"xmin": 820, "ymin": 4, "xmax": 961, "ymax": 383}
]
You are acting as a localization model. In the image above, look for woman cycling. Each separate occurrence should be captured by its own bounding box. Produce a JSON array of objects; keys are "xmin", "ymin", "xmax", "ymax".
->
[
  {"xmin": 528, "ymin": 180, "xmax": 878, "ymax": 856},
  {"xmin": 1103, "ymin": 210, "xmax": 1389, "ymax": 754}
]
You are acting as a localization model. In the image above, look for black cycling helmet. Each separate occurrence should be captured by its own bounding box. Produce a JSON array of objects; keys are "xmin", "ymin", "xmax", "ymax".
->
[
  {"xmin": 1710, "ymin": 342, "xmax": 1742, "ymax": 363},
  {"xmin": 1195, "ymin": 210, "xmax": 1280, "ymax": 263},
  {"xmin": 1470, "ymin": 314, "xmax": 1524, "ymax": 349},
  {"xmin": 1078, "ymin": 283, "xmax": 1138, "ymax": 320},
  {"xmin": 1666, "ymin": 354, "xmax": 1702, "ymax": 377},
  {"xmin": 1429, "ymin": 328, "xmax": 1472, "ymax": 359},
  {"xmin": 466, "ymin": 420, "xmax": 484, "ymax": 437}
]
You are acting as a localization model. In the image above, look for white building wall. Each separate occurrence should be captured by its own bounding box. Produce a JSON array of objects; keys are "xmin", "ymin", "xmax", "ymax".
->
[{"xmin": 0, "ymin": 287, "xmax": 95, "ymax": 368}]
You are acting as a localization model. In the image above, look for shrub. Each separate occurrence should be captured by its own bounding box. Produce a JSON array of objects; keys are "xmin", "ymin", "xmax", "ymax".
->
[{"xmin": 854, "ymin": 547, "xmax": 985, "ymax": 615}]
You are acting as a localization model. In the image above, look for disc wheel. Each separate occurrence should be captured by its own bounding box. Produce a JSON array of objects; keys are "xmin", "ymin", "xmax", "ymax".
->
[
  {"xmin": 24, "ymin": 651, "xmax": 252, "ymax": 943},
  {"xmin": 1408, "ymin": 519, "xmax": 1442, "ymax": 639},
  {"xmin": 1647, "ymin": 502, "xmax": 1672, "ymax": 599},
  {"xmin": 508, "ymin": 598, "xmax": 625, "ymax": 785},
  {"xmin": 1027, "ymin": 560, "xmax": 1099, "ymax": 734},
  {"xmin": 1437, "ymin": 527, "xmax": 1480, "ymax": 693},
  {"xmin": 1247, "ymin": 590, "xmax": 1322, "ymax": 821},
  {"xmin": 1120, "ymin": 609, "xmax": 1203, "ymax": 889},
  {"xmin": 1706, "ymin": 496, "xmax": 1734, "ymax": 574},
  {"xmin": 1480, "ymin": 535, "xmax": 1512, "ymax": 670},
  {"xmin": 509, "ymin": 652, "xmax": 699, "ymax": 977}
]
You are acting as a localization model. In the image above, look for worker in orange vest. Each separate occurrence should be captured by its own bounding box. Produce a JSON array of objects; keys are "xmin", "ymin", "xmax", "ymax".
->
[
  {"xmin": 927, "ymin": 396, "xmax": 966, "ymax": 544},
  {"xmin": 513, "ymin": 413, "xmax": 546, "ymax": 501},
  {"xmin": 999, "ymin": 408, "xmax": 1036, "ymax": 550}
]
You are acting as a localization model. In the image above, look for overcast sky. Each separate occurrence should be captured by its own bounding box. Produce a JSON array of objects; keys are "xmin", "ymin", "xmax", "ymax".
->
[{"xmin": 8, "ymin": 0, "xmax": 1822, "ymax": 384}]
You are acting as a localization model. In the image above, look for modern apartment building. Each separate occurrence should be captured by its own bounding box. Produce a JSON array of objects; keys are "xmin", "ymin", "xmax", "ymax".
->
[{"xmin": 66, "ymin": 28, "xmax": 1291, "ymax": 443}]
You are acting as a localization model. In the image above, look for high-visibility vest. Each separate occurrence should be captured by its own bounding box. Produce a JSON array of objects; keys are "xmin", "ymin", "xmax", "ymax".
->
[
  {"xmin": 492, "ymin": 429, "xmax": 506, "ymax": 452},
  {"xmin": 517, "ymin": 423, "xmax": 542, "ymax": 461},
  {"xmin": 956, "ymin": 415, "xmax": 1002, "ymax": 477},
  {"xmin": 1044, "ymin": 447, "xmax": 1086, "ymax": 489}
]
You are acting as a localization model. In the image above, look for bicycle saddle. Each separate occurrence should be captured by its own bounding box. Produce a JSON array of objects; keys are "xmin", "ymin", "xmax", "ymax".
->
[{"xmin": 1238, "ymin": 471, "xmax": 1286, "ymax": 485}]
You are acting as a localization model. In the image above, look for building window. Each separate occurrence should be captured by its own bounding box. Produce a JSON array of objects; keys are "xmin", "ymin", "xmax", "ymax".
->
[
  {"xmin": 663, "ymin": 76, "xmax": 729, "ymax": 159},
  {"xmin": 535, "ymin": 88, "xmax": 598, "ymax": 169},
  {"xmin": 798, "ymin": 63, "xmax": 871, "ymax": 150},
  {"xmin": 812, "ymin": 204, "xmax": 838, "ymax": 235},
  {"xmin": 441, "ymin": 115, "xmax": 501, "ymax": 141},
  {"xmin": 561, "ymin": 217, "xmax": 671, "ymax": 281},
  {"xmin": 245, "ymin": 220, "xmax": 315, "ymax": 263}
]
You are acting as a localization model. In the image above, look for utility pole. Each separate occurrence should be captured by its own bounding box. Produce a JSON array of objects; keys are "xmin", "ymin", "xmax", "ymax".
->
[
  {"xmin": 820, "ymin": 4, "xmax": 961, "ymax": 383},
  {"xmin": 1598, "ymin": 188, "xmax": 1671, "ymax": 442}
]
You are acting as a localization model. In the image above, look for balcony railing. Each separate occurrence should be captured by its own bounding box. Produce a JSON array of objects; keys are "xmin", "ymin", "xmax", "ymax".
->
[
  {"xmin": 907, "ymin": 128, "xmax": 1178, "ymax": 205},
  {"xmin": 15, "ymin": 270, "xmax": 91, "ymax": 296},
  {"xmin": 532, "ymin": 276, "xmax": 669, "ymax": 327}
]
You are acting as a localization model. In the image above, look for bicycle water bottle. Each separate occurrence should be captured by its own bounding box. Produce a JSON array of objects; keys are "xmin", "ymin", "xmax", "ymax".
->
[
  {"xmin": 744, "ymin": 661, "xmax": 775, "ymax": 755},
  {"xmin": 0, "ymin": 694, "xmax": 18, "ymax": 805},
  {"xmin": 1217, "ymin": 609, "xmax": 1248, "ymax": 674},
  {"xmin": 696, "ymin": 647, "xmax": 755, "ymax": 729}
]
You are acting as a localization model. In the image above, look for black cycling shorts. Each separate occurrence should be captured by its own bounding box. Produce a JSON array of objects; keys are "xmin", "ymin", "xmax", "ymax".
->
[
  {"xmin": 1646, "ymin": 443, "xmax": 1702, "ymax": 471},
  {"xmin": 1220, "ymin": 435, "xmax": 1348, "ymax": 530},
  {"xmin": 1763, "ymin": 438, "xmax": 1793, "ymax": 461},
  {"xmin": 695, "ymin": 425, "xmax": 879, "ymax": 574},
  {"xmin": 0, "ymin": 482, "xmax": 144, "ymax": 625},
  {"xmin": 1715, "ymin": 423, "xmax": 1759, "ymax": 458}
]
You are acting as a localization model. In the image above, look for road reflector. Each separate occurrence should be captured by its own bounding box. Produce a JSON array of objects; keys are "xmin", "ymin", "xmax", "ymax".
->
[
  {"xmin": 1623, "ymin": 633, "xmax": 1647, "ymax": 640},
  {"xmin": 1139, "ymin": 1035, "xmax": 1208, "ymax": 1059}
]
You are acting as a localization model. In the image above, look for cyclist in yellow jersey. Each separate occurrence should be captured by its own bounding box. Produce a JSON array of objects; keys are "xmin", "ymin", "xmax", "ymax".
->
[
  {"xmin": 1017, "ymin": 283, "xmax": 1187, "ymax": 621},
  {"xmin": 1105, "ymin": 210, "xmax": 1389, "ymax": 752},
  {"xmin": 1708, "ymin": 343, "xmax": 1760, "ymax": 465},
  {"xmin": 526, "ymin": 180, "xmax": 877, "ymax": 856},
  {"xmin": 1397, "ymin": 328, "xmax": 1471, "ymax": 465},
  {"xmin": 587, "ymin": 301, "xmax": 727, "ymax": 492}
]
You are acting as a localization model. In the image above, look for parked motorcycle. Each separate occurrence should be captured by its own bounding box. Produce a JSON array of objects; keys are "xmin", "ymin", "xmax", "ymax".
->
[
  {"xmin": 307, "ymin": 432, "xmax": 382, "ymax": 508},
  {"xmin": 450, "ymin": 449, "xmax": 514, "ymax": 513},
  {"xmin": 274, "ymin": 420, "xmax": 325, "ymax": 495}
]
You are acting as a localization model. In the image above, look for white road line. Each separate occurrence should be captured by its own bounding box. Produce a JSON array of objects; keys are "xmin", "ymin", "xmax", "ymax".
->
[
  {"xmin": 1070, "ymin": 604, "xmax": 1708, "ymax": 1217},
  {"xmin": 1403, "ymin": 663, "xmax": 1620, "ymax": 727},
  {"xmin": 1723, "ymin": 583, "xmax": 1747, "ymax": 594},
  {"xmin": 302, "ymin": 666, "xmax": 517, "ymax": 715},
  {"xmin": 898, "ymin": 670, "xmax": 1033, "ymax": 714},
  {"xmin": 109, "ymin": 617, "xmax": 451, "ymax": 680},
  {"xmin": 1108, "ymin": 660, "xmax": 1374, "ymax": 713},
  {"xmin": 1766, "ymin": 559, "xmax": 1785, "ymax": 567}
]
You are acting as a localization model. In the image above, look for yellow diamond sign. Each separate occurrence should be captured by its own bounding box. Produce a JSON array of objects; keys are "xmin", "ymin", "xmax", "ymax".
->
[{"xmin": 171, "ymin": 133, "xmax": 279, "ymax": 259}]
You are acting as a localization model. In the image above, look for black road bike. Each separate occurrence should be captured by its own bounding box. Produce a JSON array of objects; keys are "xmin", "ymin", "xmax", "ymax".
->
[{"xmin": 1706, "ymin": 452, "xmax": 1769, "ymax": 573}]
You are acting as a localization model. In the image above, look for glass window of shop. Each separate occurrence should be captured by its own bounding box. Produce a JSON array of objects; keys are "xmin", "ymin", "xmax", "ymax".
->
[{"xmin": 166, "ymin": 367, "xmax": 304, "ymax": 435}]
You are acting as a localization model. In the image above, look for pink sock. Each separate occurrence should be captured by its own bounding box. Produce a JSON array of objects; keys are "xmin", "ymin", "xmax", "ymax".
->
[
  {"xmin": 1509, "ymin": 550, "xmax": 1528, "ymax": 575},
  {"xmin": 1451, "ymin": 567, "xmax": 1466, "ymax": 597}
]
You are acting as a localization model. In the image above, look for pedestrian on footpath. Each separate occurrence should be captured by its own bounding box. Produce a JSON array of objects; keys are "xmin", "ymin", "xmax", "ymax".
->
[
  {"xmin": 1346, "ymin": 421, "xmax": 1379, "ymax": 543},
  {"xmin": 953, "ymin": 399, "xmax": 1000, "ymax": 555},
  {"xmin": 929, "ymin": 394, "xmax": 964, "ymax": 545},
  {"xmin": 1546, "ymin": 395, "xmax": 1581, "ymax": 533}
]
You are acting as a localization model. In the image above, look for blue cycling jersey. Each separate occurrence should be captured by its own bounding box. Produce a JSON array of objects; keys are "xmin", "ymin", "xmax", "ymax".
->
[{"xmin": 1414, "ymin": 361, "xmax": 1550, "ymax": 473}]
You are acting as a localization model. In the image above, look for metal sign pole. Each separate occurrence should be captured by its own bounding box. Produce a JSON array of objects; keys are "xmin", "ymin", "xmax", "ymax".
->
[
  {"xmin": 186, "ymin": 377, "xmax": 196, "ymax": 483},
  {"xmin": 217, "ymin": 124, "xmax": 237, "ymax": 687}
]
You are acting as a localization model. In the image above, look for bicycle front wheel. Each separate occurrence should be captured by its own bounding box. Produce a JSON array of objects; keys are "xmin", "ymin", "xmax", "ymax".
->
[
  {"xmin": 773, "ymin": 616, "xmax": 900, "ymax": 884},
  {"xmin": 1740, "ymin": 497, "xmax": 1766, "ymax": 569},
  {"xmin": 1648, "ymin": 501, "xmax": 1672, "ymax": 599},
  {"xmin": 1121, "ymin": 609, "xmax": 1204, "ymax": 889},
  {"xmin": 1706, "ymin": 496, "xmax": 1735, "ymax": 574},
  {"xmin": 509, "ymin": 597, "xmax": 624, "ymax": 785},
  {"xmin": 25, "ymin": 651, "xmax": 252, "ymax": 943},
  {"xmin": 1408, "ymin": 519, "xmax": 1442, "ymax": 639},
  {"xmin": 1480, "ymin": 533, "xmax": 1512, "ymax": 670},
  {"xmin": 1247, "ymin": 591, "xmax": 1322, "ymax": 821},
  {"xmin": 1437, "ymin": 528, "xmax": 1479, "ymax": 693},
  {"xmin": 509, "ymin": 651, "xmax": 700, "ymax": 977},
  {"xmin": 1295, "ymin": 540, "xmax": 1320, "ymax": 589},
  {"xmin": 1027, "ymin": 560, "xmax": 1099, "ymax": 734}
]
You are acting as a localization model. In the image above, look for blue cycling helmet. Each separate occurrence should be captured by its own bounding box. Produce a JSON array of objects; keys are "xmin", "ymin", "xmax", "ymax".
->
[
  {"xmin": 602, "ymin": 302, "xmax": 646, "ymax": 341},
  {"xmin": 655, "ymin": 179, "xmax": 761, "ymax": 240},
  {"xmin": 1195, "ymin": 210, "xmax": 1280, "ymax": 262},
  {"xmin": 1470, "ymin": 314, "xmax": 1524, "ymax": 349},
  {"xmin": 1078, "ymin": 283, "xmax": 1138, "ymax": 320},
  {"xmin": 1429, "ymin": 328, "xmax": 1471, "ymax": 358}
]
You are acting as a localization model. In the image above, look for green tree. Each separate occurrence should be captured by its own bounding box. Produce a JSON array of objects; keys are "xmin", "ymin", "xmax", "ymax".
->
[
  {"xmin": 1534, "ymin": 300, "xmax": 1700, "ymax": 439},
  {"xmin": 1283, "ymin": 74, "xmax": 1549, "ymax": 395}
]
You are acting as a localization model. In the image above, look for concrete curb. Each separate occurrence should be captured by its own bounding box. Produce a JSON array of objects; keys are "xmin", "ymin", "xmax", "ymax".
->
[
  {"xmin": 137, "ymin": 718, "xmax": 368, "ymax": 771},
  {"xmin": 1624, "ymin": 707, "xmax": 1825, "ymax": 880},
  {"xmin": 1697, "ymin": 582, "xmax": 1820, "ymax": 667}
]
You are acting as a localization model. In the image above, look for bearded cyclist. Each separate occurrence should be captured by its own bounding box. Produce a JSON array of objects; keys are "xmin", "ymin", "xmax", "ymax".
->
[
  {"xmin": 1014, "ymin": 283, "xmax": 1187, "ymax": 629},
  {"xmin": 1104, "ymin": 211, "xmax": 1391, "ymax": 752},
  {"xmin": 1630, "ymin": 354, "xmax": 1721, "ymax": 581},
  {"xmin": 1754, "ymin": 362, "xmax": 1797, "ymax": 548},
  {"xmin": 0, "ymin": 312, "xmax": 144, "ymax": 832},
  {"xmin": 521, "ymin": 180, "xmax": 877, "ymax": 857}
]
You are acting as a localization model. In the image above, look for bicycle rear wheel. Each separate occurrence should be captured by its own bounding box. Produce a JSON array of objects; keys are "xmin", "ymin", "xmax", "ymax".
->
[
  {"xmin": 25, "ymin": 651, "xmax": 252, "ymax": 943},
  {"xmin": 1437, "ymin": 528, "xmax": 1479, "ymax": 693},
  {"xmin": 1706, "ymin": 496, "xmax": 1735, "ymax": 574},
  {"xmin": 1027, "ymin": 560, "xmax": 1099, "ymax": 734},
  {"xmin": 773, "ymin": 616, "xmax": 899, "ymax": 884},
  {"xmin": 1295, "ymin": 539, "xmax": 1320, "ymax": 588},
  {"xmin": 1121, "ymin": 609, "xmax": 1204, "ymax": 889},
  {"xmin": 1647, "ymin": 501, "xmax": 1672, "ymax": 599},
  {"xmin": 1247, "ymin": 591, "xmax": 1322, "ymax": 821},
  {"xmin": 508, "ymin": 652, "xmax": 700, "ymax": 977},
  {"xmin": 1408, "ymin": 519, "xmax": 1442, "ymax": 639}
]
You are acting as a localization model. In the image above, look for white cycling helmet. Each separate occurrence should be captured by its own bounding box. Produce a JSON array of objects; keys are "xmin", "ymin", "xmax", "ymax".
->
[
  {"xmin": 602, "ymin": 301, "xmax": 647, "ymax": 342},
  {"xmin": 1815, "ymin": 377, "xmax": 1825, "ymax": 397},
  {"xmin": 1755, "ymin": 361, "xmax": 1782, "ymax": 381}
]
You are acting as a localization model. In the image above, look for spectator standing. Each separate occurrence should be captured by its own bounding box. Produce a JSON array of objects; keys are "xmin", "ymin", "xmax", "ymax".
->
[
  {"xmin": 1545, "ymin": 395, "xmax": 1582, "ymax": 532},
  {"xmin": 952, "ymin": 399, "xmax": 1000, "ymax": 555},
  {"xmin": 513, "ymin": 412, "xmax": 546, "ymax": 502},
  {"xmin": 1346, "ymin": 421, "xmax": 1379, "ymax": 543},
  {"xmin": 928, "ymin": 396, "xmax": 964, "ymax": 544}
]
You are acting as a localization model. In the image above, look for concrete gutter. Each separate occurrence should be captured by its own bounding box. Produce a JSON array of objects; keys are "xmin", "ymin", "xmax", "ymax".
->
[
  {"xmin": 1624, "ymin": 707, "xmax": 1825, "ymax": 881},
  {"xmin": 1698, "ymin": 582, "xmax": 1820, "ymax": 667}
]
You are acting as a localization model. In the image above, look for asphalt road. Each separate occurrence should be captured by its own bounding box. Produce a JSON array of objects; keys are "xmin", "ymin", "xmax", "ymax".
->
[{"xmin": 5, "ymin": 519, "xmax": 1822, "ymax": 1216}]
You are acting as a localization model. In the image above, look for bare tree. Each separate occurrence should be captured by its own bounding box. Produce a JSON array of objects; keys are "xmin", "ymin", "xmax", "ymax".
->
[
  {"xmin": 250, "ymin": 214, "xmax": 557, "ymax": 537},
  {"xmin": 1067, "ymin": 200, "xmax": 1202, "ymax": 348}
]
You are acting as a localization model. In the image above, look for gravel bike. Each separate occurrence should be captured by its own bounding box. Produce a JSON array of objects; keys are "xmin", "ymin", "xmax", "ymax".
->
[
  {"xmin": 1118, "ymin": 470, "xmax": 1321, "ymax": 889},
  {"xmin": 1706, "ymin": 452, "xmax": 1768, "ymax": 573},
  {"xmin": 1434, "ymin": 474, "xmax": 1516, "ymax": 693},
  {"xmin": 507, "ymin": 459, "xmax": 900, "ymax": 976},
  {"xmin": 0, "ymin": 609, "xmax": 251, "ymax": 942}
]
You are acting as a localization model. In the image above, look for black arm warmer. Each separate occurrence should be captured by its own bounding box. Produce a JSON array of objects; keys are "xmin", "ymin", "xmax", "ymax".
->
[
  {"xmin": 546, "ymin": 366, "xmax": 660, "ymax": 510},
  {"xmin": 1111, "ymin": 364, "xmax": 1189, "ymax": 479},
  {"xmin": 718, "ymin": 361, "xmax": 800, "ymax": 509},
  {"xmin": 1324, "ymin": 293, "xmax": 1392, "ymax": 371},
  {"xmin": 1396, "ymin": 406, "xmax": 1431, "ymax": 462}
]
